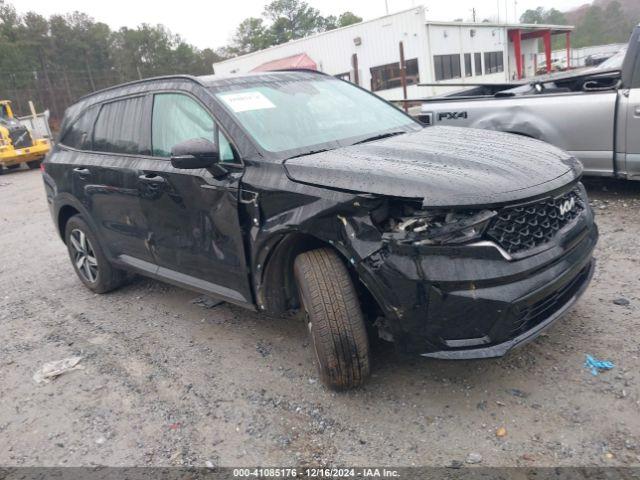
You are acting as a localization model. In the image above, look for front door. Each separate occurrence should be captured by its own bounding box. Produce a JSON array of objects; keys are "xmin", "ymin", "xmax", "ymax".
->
[{"xmin": 139, "ymin": 92, "xmax": 252, "ymax": 305}]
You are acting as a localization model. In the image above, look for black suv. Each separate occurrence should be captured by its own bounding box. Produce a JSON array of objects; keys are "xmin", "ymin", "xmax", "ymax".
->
[{"xmin": 43, "ymin": 71, "xmax": 598, "ymax": 390}]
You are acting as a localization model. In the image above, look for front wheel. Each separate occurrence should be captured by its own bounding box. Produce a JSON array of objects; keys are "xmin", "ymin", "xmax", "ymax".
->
[
  {"xmin": 64, "ymin": 215, "xmax": 128, "ymax": 293},
  {"xmin": 27, "ymin": 159, "xmax": 42, "ymax": 169},
  {"xmin": 294, "ymin": 248, "xmax": 370, "ymax": 390}
]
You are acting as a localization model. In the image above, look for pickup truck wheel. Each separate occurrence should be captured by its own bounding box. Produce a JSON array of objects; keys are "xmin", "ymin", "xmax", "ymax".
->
[
  {"xmin": 294, "ymin": 248, "xmax": 370, "ymax": 390},
  {"xmin": 64, "ymin": 215, "xmax": 127, "ymax": 294},
  {"xmin": 27, "ymin": 160, "xmax": 42, "ymax": 169}
]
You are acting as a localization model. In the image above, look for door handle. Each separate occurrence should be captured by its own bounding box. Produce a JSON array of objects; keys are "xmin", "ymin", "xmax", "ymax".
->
[
  {"xmin": 138, "ymin": 173, "xmax": 167, "ymax": 184},
  {"xmin": 634, "ymin": 106, "xmax": 640, "ymax": 117},
  {"xmin": 73, "ymin": 167, "xmax": 91, "ymax": 175}
]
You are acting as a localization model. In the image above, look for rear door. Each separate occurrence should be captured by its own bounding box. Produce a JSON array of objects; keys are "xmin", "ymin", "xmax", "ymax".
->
[
  {"xmin": 139, "ymin": 91, "xmax": 252, "ymax": 305},
  {"xmin": 83, "ymin": 95, "xmax": 156, "ymax": 264}
]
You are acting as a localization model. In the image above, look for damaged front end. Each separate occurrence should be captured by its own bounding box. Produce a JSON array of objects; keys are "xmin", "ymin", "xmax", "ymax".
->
[{"xmin": 250, "ymin": 177, "xmax": 597, "ymax": 359}]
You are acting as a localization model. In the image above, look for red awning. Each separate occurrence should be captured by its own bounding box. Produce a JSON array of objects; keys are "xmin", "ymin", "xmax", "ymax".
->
[{"xmin": 251, "ymin": 53, "xmax": 317, "ymax": 72}]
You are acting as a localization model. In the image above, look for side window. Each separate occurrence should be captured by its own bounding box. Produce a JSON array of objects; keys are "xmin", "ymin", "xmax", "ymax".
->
[
  {"xmin": 93, "ymin": 96, "xmax": 148, "ymax": 154},
  {"xmin": 152, "ymin": 93, "xmax": 215, "ymax": 157},
  {"xmin": 60, "ymin": 106, "xmax": 98, "ymax": 150},
  {"xmin": 218, "ymin": 131, "xmax": 235, "ymax": 162}
]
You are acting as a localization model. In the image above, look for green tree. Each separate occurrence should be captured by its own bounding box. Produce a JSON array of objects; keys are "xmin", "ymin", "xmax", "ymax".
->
[
  {"xmin": 264, "ymin": 0, "xmax": 324, "ymax": 42},
  {"xmin": 520, "ymin": 7, "xmax": 545, "ymax": 24},
  {"xmin": 230, "ymin": 17, "xmax": 274, "ymax": 54},
  {"xmin": 324, "ymin": 11, "xmax": 362, "ymax": 30}
]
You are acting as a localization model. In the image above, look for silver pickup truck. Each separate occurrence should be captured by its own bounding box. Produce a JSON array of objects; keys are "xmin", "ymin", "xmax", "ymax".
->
[{"xmin": 419, "ymin": 25, "xmax": 640, "ymax": 180}]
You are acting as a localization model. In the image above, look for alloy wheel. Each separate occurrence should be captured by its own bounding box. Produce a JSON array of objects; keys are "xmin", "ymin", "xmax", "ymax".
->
[{"xmin": 69, "ymin": 228, "xmax": 99, "ymax": 283}]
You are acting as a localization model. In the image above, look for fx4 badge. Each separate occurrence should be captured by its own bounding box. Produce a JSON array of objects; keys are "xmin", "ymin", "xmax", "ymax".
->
[
  {"xmin": 438, "ymin": 111, "xmax": 468, "ymax": 121},
  {"xmin": 559, "ymin": 197, "xmax": 576, "ymax": 216}
]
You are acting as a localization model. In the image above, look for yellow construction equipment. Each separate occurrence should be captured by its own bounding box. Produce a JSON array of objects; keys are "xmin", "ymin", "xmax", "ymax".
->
[{"xmin": 0, "ymin": 100, "xmax": 51, "ymax": 173}]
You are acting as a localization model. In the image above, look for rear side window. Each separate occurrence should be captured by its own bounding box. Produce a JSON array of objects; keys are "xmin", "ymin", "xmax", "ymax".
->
[
  {"xmin": 93, "ymin": 96, "xmax": 148, "ymax": 155},
  {"xmin": 152, "ymin": 93, "xmax": 235, "ymax": 162},
  {"xmin": 60, "ymin": 107, "xmax": 98, "ymax": 150}
]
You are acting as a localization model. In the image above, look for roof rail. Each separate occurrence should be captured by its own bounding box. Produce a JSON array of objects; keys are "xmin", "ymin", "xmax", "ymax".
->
[
  {"xmin": 77, "ymin": 74, "xmax": 204, "ymax": 102},
  {"xmin": 271, "ymin": 68, "xmax": 329, "ymax": 76}
]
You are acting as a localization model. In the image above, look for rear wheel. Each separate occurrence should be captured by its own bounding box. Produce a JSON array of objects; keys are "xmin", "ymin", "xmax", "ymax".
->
[
  {"xmin": 27, "ymin": 159, "xmax": 42, "ymax": 169},
  {"xmin": 294, "ymin": 248, "xmax": 370, "ymax": 390},
  {"xmin": 64, "ymin": 215, "xmax": 128, "ymax": 293}
]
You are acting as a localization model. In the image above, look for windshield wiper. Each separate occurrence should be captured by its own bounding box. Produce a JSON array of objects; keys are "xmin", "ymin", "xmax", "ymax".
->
[
  {"xmin": 285, "ymin": 148, "xmax": 331, "ymax": 160},
  {"xmin": 352, "ymin": 131, "xmax": 406, "ymax": 145}
]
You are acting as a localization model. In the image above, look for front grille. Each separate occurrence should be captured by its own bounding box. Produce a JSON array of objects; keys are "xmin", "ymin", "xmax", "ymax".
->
[
  {"xmin": 486, "ymin": 186, "xmax": 584, "ymax": 255},
  {"xmin": 510, "ymin": 263, "xmax": 592, "ymax": 336},
  {"xmin": 9, "ymin": 127, "xmax": 33, "ymax": 149}
]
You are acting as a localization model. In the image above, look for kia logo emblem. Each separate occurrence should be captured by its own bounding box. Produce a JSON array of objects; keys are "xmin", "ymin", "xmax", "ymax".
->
[{"xmin": 559, "ymin": 197, "xmax": 575, "ymax": 216}]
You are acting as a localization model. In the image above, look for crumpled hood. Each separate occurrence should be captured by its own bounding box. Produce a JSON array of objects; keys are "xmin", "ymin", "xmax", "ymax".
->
[{"xmin": 283, "ymin": 126, "xmax": 582, "ymax": 207}]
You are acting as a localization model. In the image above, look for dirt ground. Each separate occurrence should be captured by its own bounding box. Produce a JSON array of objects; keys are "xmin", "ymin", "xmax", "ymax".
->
[{"xmin": 0, "ymin": 167, "xmax": 639, "ymax": 468}]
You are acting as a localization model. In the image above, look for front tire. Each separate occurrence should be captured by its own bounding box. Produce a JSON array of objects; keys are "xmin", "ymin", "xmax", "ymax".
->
[
  {"xmin": 294, "ymin": 248, "xmax": 370, "ymax": 390},
  {"xmin": 27, "ymin": 159, "xmax": 42, "ymax": 169},
  {"xmin": 64, "ymin": 215, "xmax": 127, "ymax": 294}
]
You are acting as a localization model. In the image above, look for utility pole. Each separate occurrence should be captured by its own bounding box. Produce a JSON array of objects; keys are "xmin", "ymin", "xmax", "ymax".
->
[
  {"xmin": 471, "ymin": 8, "xmax": 477, "ymax": 22},
  {"xmin": 514, "ymin": 0, "xmax": 518, "ymax": 22},
  {"xmin": 385, "ymin": 0, "xmax": 389, "ymax": 15}
]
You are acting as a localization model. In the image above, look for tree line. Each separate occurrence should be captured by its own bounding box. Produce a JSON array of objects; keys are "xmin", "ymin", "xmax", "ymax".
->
[
  {"xmin": 519, "ymin": 1, "xmax": 637, "ymax": 50},
  {"xmin": 0, "ymin": 0, "xmax": 361, "ymax": 122}
]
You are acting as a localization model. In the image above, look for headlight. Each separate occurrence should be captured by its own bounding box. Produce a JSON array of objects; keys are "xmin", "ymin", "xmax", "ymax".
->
[{"xmin": 377, "ymin": 206, "xmax": 497, "ymax": 246}]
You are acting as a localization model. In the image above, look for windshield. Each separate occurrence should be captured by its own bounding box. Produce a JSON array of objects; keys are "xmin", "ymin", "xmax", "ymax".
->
[
  {"xmin": 212, "ymin": 74, "xmax": 418, "ymax": 154},
  {"xmin": 596, "ymin": 49, "xmax": 626, "ymax": 70}
]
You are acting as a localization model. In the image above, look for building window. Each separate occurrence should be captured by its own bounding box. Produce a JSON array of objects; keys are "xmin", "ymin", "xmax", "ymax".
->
[
  {"xmin": 484, "ymin": 51, "xmax": 504, "ymax": 74},
  {"xmin": 474, "ymin": 52, "xmax": 482, "ymax": 75},
  {"xmin": 433, "ymin": 54, "xmax": 461, "ymax": 81},
  {"xmin": 464, "ymin": 53, "xmax": 472, "ymax": 77},
  {"xmin": 335, "ymin": 72, "xmax": 351, "ymax": 82},
  {"xmin": 369, "ymin": 58, "xmax": 419, "ymax": 91}
]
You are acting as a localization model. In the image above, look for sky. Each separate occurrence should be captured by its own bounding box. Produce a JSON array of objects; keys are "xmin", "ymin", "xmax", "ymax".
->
[{"xmin": 13, "ymin": 0, "xmax": 590, "ymax": 50}]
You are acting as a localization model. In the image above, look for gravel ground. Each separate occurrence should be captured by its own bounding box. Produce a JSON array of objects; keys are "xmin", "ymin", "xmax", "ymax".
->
[{"xmin": 0, "ymin": 168, "xmax": 638, "ymax": 467}]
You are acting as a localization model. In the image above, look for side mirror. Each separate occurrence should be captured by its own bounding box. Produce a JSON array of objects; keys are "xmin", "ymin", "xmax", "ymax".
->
[{"xmin": 170, "ymin": 138, "xmax": 219, "ymax": 169}]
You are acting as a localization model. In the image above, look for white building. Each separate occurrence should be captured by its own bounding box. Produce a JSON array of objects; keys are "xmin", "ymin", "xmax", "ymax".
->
[{"xmin": 212, "ymin": 7, "xmax": 573, "ymax": 100}]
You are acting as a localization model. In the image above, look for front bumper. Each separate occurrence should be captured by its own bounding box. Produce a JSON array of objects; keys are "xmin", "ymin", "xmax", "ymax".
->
[{"xmin": 359, "ymin": 211, "xmax": 598, "ymax": 358}]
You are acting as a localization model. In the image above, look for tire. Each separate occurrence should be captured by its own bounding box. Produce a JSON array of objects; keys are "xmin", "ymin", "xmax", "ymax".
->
[
  {"xmin": 64, "ymin": 215, "xmax": 128, "ymax": 294},
  {"xmin": 27, "ymin": 159, "xmax": 42, "ymax": 169},
  {"xmin": 294, "ymin": 248, "xmax": 370, "ymax": 390}
]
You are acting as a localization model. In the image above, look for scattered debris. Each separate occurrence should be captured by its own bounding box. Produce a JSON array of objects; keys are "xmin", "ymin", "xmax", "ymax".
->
[
  {"xmin": 256, "ymin": 341, "xmax": 272, "ymax": 358},
  {"xmin": 446, "ymin": 460, "xmax": 463, "ymax": 469},
  {"xmin": 465, "ymin": 452, "xmax": 483, "ymax": 464},
  {"xmin": 584, "ymin": 355, "xmax": 615, "ymax": 376},
  {"xmin": 496, "ymin": 427, "xmax": 507, "ymax": 438},
  {"xmin": 95, "ymin": 436, "xmax": 106, "ymax": 445},
  {"xmin": 508, "ymin": 388, "xmax": 529, "ymax": 398},
  {"xmin": 190, "ymin": 296, "xmax": 223, "ymax": 309},
  {"xmin": 613, "ymin": 298, "xmax": 630, "ymax": 306},
  {"xmin": 168, "ymin": 423, "xmax": 181, "ymax": 430},
  {"xmin": 33, "ymin": 356, "xmax": 84, "ymax": 384}
]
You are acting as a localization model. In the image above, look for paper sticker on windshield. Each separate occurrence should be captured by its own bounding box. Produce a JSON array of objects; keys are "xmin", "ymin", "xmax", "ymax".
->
[{"xmin": 218, "ymin": 91, "xmax": 275, "ymax": 113}]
